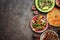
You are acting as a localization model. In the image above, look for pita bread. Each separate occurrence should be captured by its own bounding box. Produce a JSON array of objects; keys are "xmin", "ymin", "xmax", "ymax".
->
[{"xmin": 47, "ymin": 8, "xmax": 60, "ymax": 27}]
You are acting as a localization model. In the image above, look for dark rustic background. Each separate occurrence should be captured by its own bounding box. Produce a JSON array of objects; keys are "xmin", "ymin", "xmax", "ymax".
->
[
  {"xmin": 0, "ymin": 0, "xmax": 34, "ymax": 40},
  {"xmin": 0, "ymin": 0, "xmax": 60, "ymax": 40}
]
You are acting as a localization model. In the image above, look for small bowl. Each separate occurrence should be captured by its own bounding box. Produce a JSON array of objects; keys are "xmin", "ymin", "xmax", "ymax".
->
[
  {"xmin": 40, "ymin": 30, "xmax": 59, "ymax": 40},
  {"xmin": 56, "ymin": 0, "xmax": 60, "ymax": 7},
  {"xmin": 30, "ymin": 15, "xmax": 48, "ymax": 33}
]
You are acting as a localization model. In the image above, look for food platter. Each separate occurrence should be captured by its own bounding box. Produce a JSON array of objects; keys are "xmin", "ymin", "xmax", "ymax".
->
[
  {"xmin": 30, "ymin": 0, "xmax": 60, "ymax": 40},
  {"xmin": 30, "ymin": 15, "xmax": 48, "ymax": 33}
]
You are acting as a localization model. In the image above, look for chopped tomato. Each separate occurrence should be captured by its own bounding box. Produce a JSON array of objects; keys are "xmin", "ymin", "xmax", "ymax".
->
[{"xmin": 33, "ymin": 16, "xmax": 38, "ymax": 21}]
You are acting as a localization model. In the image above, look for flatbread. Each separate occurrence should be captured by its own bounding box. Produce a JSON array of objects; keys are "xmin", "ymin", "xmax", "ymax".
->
[{"xmin": 47, "ymin": 8, "xmax": 60, "ymax": 27}]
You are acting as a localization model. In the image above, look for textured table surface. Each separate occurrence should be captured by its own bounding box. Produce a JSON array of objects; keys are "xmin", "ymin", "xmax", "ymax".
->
[
  {"xmin": 0, "ymin": 0, "xmax": 60, "ymax": 40},
  {"xmin": 0, "ymin": 0, "xmax": 34, "ymax": 40}
]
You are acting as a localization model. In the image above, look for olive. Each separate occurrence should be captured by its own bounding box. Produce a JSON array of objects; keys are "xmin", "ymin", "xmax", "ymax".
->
[
  {"xmin": 32, "ymin": 6, "xmax": 36, "ymax": 11},
  {"xmin": 33, "ymin": 10, "xmax": 38, "ymax": 15}
]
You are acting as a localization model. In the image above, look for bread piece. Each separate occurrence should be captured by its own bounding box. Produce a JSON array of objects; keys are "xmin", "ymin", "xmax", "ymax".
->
[{"xmin": 47, "ymin": 8, "xmax": 60, "ymax": 27}]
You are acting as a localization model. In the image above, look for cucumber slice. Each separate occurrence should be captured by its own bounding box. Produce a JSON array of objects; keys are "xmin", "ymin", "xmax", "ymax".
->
[{"xmin": 42, "ymin": 6, "xmax": 49, "ymax": 9}]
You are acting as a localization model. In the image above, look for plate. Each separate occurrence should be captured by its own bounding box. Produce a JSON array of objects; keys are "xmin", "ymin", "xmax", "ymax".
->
[
  {"xmin": 30, "ymin": 15, "xmax": 48, "ymax": 33},
  {"xmin": 35, "ymin": 0, "xmax": 55, "ymax": 12}
]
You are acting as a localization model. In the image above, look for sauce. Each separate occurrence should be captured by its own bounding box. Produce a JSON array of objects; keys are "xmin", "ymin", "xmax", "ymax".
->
[{"xmin": 43, "ymin": 31, "xmax": 58, "ymax": 40}]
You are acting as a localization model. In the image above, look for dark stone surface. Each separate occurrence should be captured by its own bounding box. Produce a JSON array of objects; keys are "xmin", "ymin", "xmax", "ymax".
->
[
  {"xmin": 0, "ymin": 0, "xmax": 60, "ymax": 40},
  {"xmin": 0, "ymin": 0, "xmax": 34, "ymax": 40}
]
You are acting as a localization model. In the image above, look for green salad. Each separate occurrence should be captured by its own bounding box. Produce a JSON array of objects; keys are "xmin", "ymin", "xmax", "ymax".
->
[
  {"xmin": 35, "ymin": 0, "xmax": 55, "ymax": 12},
  {"xmin": 38, "ymin": 0, "xmax": 53, "ymax": 10},
  {"xmin": 31, "ymin": 15, "xmax": 47, "ymax": 31}
]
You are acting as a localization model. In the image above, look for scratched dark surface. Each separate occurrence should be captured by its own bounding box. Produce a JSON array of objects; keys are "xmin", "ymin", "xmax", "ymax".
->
[
  {"xmin": 0, "ymin": 0, "xmax": 60, "ymax": 40},
  {"xmin": 0, "ymin": 0, "xmax": 34, "ymax": 40}
]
